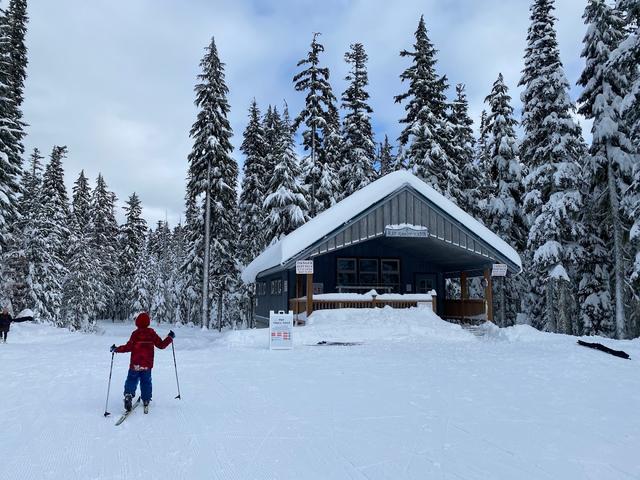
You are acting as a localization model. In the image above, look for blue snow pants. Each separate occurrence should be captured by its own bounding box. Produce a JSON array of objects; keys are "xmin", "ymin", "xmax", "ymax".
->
[{"xmin": 124, "ymin": 369, "xmax": 152, "ymax": 402}]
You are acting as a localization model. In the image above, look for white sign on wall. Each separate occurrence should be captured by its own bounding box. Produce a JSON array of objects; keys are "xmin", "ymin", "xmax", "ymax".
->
[
  {"xmin": 270, "ymin": 310, "xmax": 293, "ymax": 350},
  {"xmin": 491, "ymin": 264, "xmax": 508, "ymax": 277},
  {"xmin": 296, "ymin": 260, "xmax": 314, "ymax": 275},
  {"xmin": 384, "ymin": 224, "xmax": 429, "ymax": 238}
]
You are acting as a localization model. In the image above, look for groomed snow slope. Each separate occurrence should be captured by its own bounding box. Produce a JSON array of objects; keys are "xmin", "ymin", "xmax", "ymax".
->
[{"xmin": 1, "ymin": 309, "xmax": 639, "ymax": 480}]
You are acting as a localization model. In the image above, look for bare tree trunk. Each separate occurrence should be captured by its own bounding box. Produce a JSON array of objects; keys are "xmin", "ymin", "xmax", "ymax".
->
[
  {"xmin": 545, "ymin": 278, "xmax": 556, "ymax": 332},
  {"xmin": 217, "ymin": 292, "xmax": 223, "ymax": 332},
  {"xmin": 607, "ymin": 150, "xmax": 626, "ymax": 339}
]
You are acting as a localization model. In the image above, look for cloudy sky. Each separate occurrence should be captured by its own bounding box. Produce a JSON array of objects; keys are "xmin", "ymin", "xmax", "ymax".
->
[{"xmin": 23, "ymin": 0, "xmax": 588, "ymax": 226}]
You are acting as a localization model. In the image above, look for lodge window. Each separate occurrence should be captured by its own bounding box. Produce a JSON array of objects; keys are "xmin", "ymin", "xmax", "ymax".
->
[
  {"xmin": 337, "ymin": 258, "xmax": 357, "ymax": 285},
  {"xmin": 257, "ymin": 282, "xmax": 266, "ymax": 296},
  {"xmin": 270, "ymin": 279, "xmax": 282, "ymax": 295},
  {"xmin": 337, "ymin": 257, "xmax": 400, "ymax": 289},
  {"xmin": 381, "ymin": 259, "xmax": 400, "ymax": 286},
  {"xmin": 359, "ymin": 259, "xmax": 378, "ymax": 285}
]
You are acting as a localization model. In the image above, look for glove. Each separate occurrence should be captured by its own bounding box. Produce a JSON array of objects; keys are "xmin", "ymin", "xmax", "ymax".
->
[
  {"xmin": 110, "ymin": 344, "xmax": 117, "ymax": 353},
  {"xmin": 168, "ymin": 330, "xmax": 175, "ymax": 339}
]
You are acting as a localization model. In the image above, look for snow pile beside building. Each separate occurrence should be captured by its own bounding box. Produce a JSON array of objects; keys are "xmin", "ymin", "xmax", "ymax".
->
[{"xmin": 220, "ymin": 306, "xmax": 471, "ymax": 348}]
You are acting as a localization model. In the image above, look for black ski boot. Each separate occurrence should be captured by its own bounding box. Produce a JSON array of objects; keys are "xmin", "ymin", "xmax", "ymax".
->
[
  {"xmin": 124, "ymin": 394, "xmax": 133, "ymax": 412},
  {"xmin": 143, "ymin": 400, "xmax": 149, "ymax": 414}
]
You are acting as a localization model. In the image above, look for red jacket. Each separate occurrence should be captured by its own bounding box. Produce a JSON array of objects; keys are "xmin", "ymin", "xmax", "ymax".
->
[{"xmin": 116, "ymin": 312, "xmax": 172, "ymax": 370}]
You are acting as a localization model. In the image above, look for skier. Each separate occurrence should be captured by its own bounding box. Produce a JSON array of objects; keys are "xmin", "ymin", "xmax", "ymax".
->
[
  {"xmin": 0, "ymin": 306, "xmax": 34, "ymax": 343},
  {"xmin": 110, "ymin": 312, "xmax": 175, "ymax": 413}
]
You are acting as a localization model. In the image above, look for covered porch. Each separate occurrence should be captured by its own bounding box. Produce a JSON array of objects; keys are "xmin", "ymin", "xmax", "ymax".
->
[{"xmin": 286, "ymin": 234, "xmax": 498, "ymax": 324}]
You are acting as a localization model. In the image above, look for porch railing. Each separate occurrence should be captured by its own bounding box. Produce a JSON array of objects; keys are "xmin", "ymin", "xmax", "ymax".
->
[
  {"xmin": 443, "ymin": 299, "xmax": 486, "ymax": 319},
  {"xmin": 289, "ymin": 296, "xmax": 436, "ymax": 314}
]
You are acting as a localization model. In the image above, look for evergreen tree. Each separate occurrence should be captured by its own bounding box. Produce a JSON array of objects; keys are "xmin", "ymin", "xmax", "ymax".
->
[
  {"xmin": 519, "ymin": 0, "xmax": 586, "ymax": 333},
  {"xmin": 340, "ymin": 42, "xmax": 376, "ymax": 196},
  {"xmin": 89, "ymin": 174, "xmax": 119, "ymax": 318},
  {"xmin": 116, "ymin": 193, "xmax": 147, "ymax": 320},
  {"xmin": 185, "ymin": 37, "xmax": 239, "ymax": 330},
  {"xmin": 378, "ymin": 135, "xmax": 395, "ymax": 176},
  {"xmin": 577, "ymin": 0, "xmax": 635, "ymax": 337},
  {"xmin": 293, "ymin": 32, "xmax": 336, "ymax": 216},
  {"xmin": 263, "ymin": 106, "xmax": 309, "ymax": 244},
  {"xmin": 239, "ymin": 99, "xmax": 268, "ymax": 264},
  {"xmin": 32, "ymin": 146, "xmax": 70, "ymax": 324},
  {"xmin": 4, "ymin": 148, "xmax": 42, "ymax": 312},
  {"xmin": 450, "ymin": 84, "xmax": 482, "ymax": 216},
  {"xmin": 483, "ymin": 74, "xmax": 527, "ymax": 325},
  {"xmin": 63, "ymin": 170, "xmax": 98, "ymax": 331},
  {"xmin": 0, "ymin": 7, "xmax": 24, "ymax": 255},
  {"xmin": 395, "ymin": 15, "xmax": 456, "ymax": 198},
  {"xmin": 131, "ymin": 234, "xmax": 153, "ymax": 315},
  {"xmin": 5, "ymin": 0, "xmax": 27, "ymax": 109},
  {"xmin": 180, "ymin": 189, "xmax": 202, "ymax": 325},
  {"xmin": 311, "ymin": 101, "xmax": 340, "ymax": 209}
]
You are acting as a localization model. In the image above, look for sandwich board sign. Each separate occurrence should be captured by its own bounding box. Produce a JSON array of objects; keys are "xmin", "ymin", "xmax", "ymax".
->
[
  {"xmin": 491, "ymin": 264, "xmax": 508, "ymax": 277},
  {"xmin": 296, "ymin": 260, "xmax": 314, "ymax": 275},
  {"xmin": 270, "ymin": 310, "xmax": 293, "ymax": 350}
]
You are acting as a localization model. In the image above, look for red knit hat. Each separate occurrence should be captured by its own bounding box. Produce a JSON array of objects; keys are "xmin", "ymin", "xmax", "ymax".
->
[{"xmin": 135, "ymin": 312, "xmax": 151, "ymax": 328}]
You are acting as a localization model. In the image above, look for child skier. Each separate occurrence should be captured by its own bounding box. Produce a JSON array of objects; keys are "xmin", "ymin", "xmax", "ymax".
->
[{"xmin": 110, "ymin": 312, "xmax": 175, "ymax": 413}]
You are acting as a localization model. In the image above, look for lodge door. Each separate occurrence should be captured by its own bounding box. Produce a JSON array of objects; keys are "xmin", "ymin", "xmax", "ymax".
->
[{"xmin": 415, "ymin": 273, "xmax": 436, "ymax": 293}]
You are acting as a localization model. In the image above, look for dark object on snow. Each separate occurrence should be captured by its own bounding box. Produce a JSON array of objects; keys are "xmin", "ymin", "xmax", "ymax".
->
[
  {"xmin": 310, "ymin": 341, "xmax": 363, "ymax": 346},
  {"xmin": 171, "ymin": 341, "xmax": 181, "ymax": 400},
  {"xmin": 103, "ymin": 352, "xmax": 115, "ymax": 417},
  {"xmin": 0, "ymin": 311, "xmax": 32, "ymax": 342},
  {"xmin": 115, "ymin": 396, "xmax": 141, "ymax": 426},
  {"xmin": 577, "ymin": 340, "xmax": 630, "ymax": 360}
]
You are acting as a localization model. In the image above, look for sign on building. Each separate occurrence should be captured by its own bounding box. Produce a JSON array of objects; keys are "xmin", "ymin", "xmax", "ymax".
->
[
  {"xmin": 296, "ymin": 260, "xmax": 314, "ymax": 275},
  {"xmin": 270, "ymin": 310, "xmax": 293, "ymax": 350},
  {"xmin": 491, "ymin": 264, "xmax": 508, "ymax": 277},
  {"xmin": 384, "ymin": 224, "xmax": 429, "ymax": 238}
]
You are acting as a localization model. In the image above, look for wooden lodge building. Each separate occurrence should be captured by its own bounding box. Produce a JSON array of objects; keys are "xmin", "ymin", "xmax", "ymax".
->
[{"xmin": 242, "ymin": 171, "xmax": 522, "ymax": 326}]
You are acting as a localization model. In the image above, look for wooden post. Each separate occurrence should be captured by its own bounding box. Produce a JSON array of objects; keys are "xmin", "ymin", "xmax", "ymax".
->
[
  {"xmin": 460, "ymin": 271, "xmax": 468, "ymax": 320},
  {"xmin": 484, "ymin": 268, "xmax": 493, "ymax": 322},
  {"xmin": 306, "ymin": 272, "xmax": 313, "ymax": 317}
]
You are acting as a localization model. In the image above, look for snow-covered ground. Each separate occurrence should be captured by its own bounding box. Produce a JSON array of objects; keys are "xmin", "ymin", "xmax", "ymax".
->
[{"xmin": 1, "ymin": 308, "xmax": 639, "ymax": 480}]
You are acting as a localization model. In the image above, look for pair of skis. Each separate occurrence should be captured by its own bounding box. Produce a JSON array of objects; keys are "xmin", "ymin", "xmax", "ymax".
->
[{"xmin": 114, "ymin": 397, "xmax": 149, "ymax": 426}]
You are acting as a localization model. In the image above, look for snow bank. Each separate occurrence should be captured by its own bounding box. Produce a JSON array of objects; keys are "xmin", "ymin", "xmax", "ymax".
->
[{"xmin": 219, "ymin": 306, "xmax": 471, "ymax": 348}]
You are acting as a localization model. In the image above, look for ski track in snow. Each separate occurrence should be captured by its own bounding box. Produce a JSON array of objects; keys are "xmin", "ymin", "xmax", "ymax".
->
[{"xmin": 1, "ymin": 310, "xmax": 639, "ymax": 480}]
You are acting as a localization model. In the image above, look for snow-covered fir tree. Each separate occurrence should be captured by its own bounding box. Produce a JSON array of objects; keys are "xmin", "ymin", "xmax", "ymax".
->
[
  {"xmin": 378, "ymin": 135, "xmax": 395, "ymax": 176},
  {"xmin": 519, "ymin": 0, "xmax": 586, "ymax": 334},
  {"xmin": 180, "ymin": 191, "xmax": 203, "ymax": 325},
  {"xmin": 116, "ymin": 192, "xmax": 147, "ymax": 320},
  {"xmin": 263, "ymin": 106, "xmax": 309, "ymax": 244},
  {"xmin": 238, "ymin": 99, "xmax": 268, "ymax": 265},
  {"xmin": 313, "ymin": 102, "xmax": 340, "ymax": 208},
  {"xmin": 63, "ymin": 170, "xmax": 98, "ymax": 331},
  {"xmin": 293, "ymin": 32, "xmax": 336, "ymax": 216},
  {"xmin": 89, "ymin": 174, "xmax": 119, "ymax": 319},
  {"xmin": 185, "ymin": 37, "xmax": 239, "ymax": 330},
  {"xmin": 395, "ymin": 15, "xmax": 458, "ymax": 199},
  {"xmin": 31, "ymin": 146, "xmax": 70, "ymax": 324},
  {"xmin": 0, "ymin": 5, "xmax": 26, "ymax": 256},
  {"xmin": 577, "ymin": 0, "xmax": 635, "ymax": 337},
  {"xmin": 483, "ymin": 74, "xmax": 527, "ymax": 326},
  {"xmin": 3, "ymin": 147, "xmax": 42, "ymax": 312},
  {"xmin": 131, "ymin": 234, "xmax": 154, "ymax": 315},
  {"xmin": 339, "ymin": 42, "xmax": 376, "ymax": 197},
  {"xmin": 450, "ymin": 84, "xmax": 482, "ymax": 216}
]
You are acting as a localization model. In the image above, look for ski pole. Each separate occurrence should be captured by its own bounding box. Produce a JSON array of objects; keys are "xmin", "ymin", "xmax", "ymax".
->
[
  {"xmin": 171, "ymin": 341, "xmax": 181, "ymax": 400},
  {"xmin": 104, "ymin": 352, "xmax": 115, "ymax": 417}
]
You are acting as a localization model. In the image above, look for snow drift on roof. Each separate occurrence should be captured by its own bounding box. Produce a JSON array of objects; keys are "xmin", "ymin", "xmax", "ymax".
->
[{"xmin": 242, "ymin": 170, "xmax": 522, "ymax": 283}]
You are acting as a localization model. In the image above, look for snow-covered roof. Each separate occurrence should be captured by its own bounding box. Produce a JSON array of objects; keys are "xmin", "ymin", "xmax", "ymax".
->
[{"xmin": 242, "ymin": 170, "xmax": 522, "ymax": 283}]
